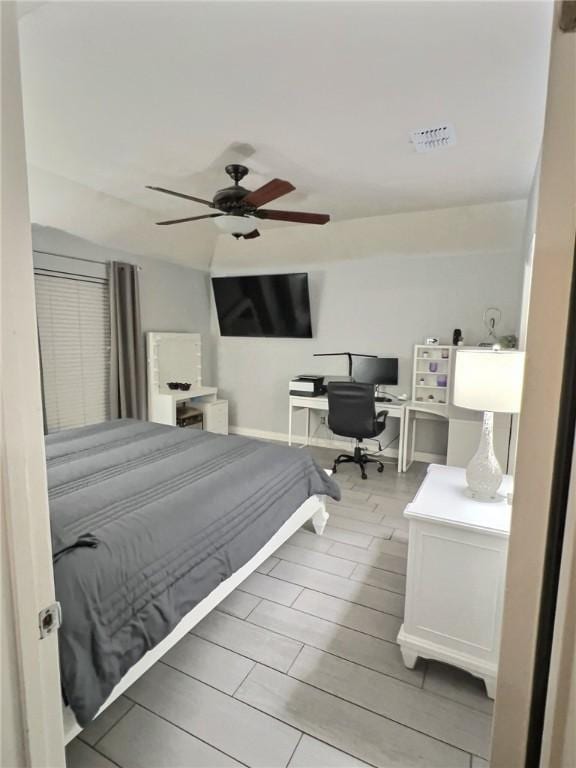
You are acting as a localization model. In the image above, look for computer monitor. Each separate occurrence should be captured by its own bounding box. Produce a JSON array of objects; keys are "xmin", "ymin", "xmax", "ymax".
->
[{"xmin": 352, "ymin": 357, "xmax": 399, "ymax": 386}]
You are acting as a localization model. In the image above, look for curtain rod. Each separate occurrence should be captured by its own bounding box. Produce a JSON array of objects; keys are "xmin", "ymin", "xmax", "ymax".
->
[
  {"xmin": 33, "ymin": 249, "xmax": 142, "ymax": 270},
  {"xmin": 33, "ymin": 248, "xmax": 108, "ymax": 265},
  {"xmin": 34, "ymin": 267, "xmax": 107, "ymax": 285}
]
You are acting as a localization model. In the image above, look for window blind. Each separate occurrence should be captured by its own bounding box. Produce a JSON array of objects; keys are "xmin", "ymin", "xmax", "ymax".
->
[{"xmin": 34, "ymin": 271, "xmax": 111, "ymax": 432}]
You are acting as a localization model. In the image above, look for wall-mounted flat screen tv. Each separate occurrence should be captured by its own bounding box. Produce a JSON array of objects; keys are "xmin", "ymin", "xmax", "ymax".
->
[{"xmin": 212, "ymin": 273, "xmax": 312, "ymax": 338}]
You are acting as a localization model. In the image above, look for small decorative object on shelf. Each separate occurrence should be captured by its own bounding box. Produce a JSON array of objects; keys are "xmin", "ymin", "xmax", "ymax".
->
[
  {"xmin": 425, "ymin": 337, "xmax": 439, "ymax": 345},
  {"xmin": 437, "ymin": 375, "xmax": 448, "ymax": 387},
  {"xmin": 498, "ymin": 334, "xmax": 518, "ymax": 349},
  {"xmin": 441, "ymin": 348, "xmax": 450, "ymax": 359},
  {"xmin": 176, "ymin": 405, "xmax": 203, "ymax": 429},
  {"xmin": 422, "ymin": 350, "xmax": 430, "ymax": 358},
  {"xmin": 479, "ymin": 307, "xmax": 502, "ymax": 347},
  {"xmin": 429, "ymin": 362, "xmax": 438, "ymax": 373},
  {"xmin": 419, "ymin": 377, "xmax": 425, "ymax": 385},
  {"xmin": 452, "ymin": 328, "xmax": 463, "ymax": 346},
  {"xmin": 166, "ymin": 381, "xmax": 191, "ymax": 391}
]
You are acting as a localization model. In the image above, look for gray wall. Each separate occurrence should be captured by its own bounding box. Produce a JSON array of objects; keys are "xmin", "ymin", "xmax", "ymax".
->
[
  {"xmin": 32, "ymin": 225, "xmax": 214, "ymax": 381},
  {"xmin": 213, "ymin": 251, "xmax": 524, "ymax": 441},
  {"xmin": 211, "ymin": 201, "xmax": 526, "ymax": 451}
]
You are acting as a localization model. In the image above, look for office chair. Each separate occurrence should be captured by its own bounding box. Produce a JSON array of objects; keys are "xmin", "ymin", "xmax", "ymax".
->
[{"xmin": 327, "ymin": 382, "xmax": 388, "ymax": 480}]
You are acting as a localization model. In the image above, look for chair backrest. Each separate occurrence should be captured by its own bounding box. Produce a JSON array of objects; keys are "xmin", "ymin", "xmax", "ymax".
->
[{"xmin": 327, "ymin": 382, "xmax": 380, "ymax": 439}]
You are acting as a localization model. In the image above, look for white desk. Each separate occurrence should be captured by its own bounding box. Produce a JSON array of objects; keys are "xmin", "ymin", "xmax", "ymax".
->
[
  {"xmin": 402, "ymin": 402, "xmax": 513, "ymax": 473},
  {"xmin": 288, "ymin": 395, "xmax": 406, "ymax": 473},
  {"xmin": 402, "ymin": 401, "xmax": 449, "ymax": 472},
  {"xmin": 397, "ymin": 464, "xmax": 511, "ymax": 697}
]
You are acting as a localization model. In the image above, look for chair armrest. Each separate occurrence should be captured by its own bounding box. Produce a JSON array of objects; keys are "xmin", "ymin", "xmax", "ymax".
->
[{"xmin": 376, "ymin": 410, "xmax": 388, "ymax": 429}]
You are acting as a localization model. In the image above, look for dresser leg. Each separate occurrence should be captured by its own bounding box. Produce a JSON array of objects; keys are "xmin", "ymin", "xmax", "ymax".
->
[
  {"xmin": 400, "ymin": 647, "xmax": 418, "ymax": 669},
  {"xmin": 484, "ymin": 676, "xmax": 497, "ymax": 699}
]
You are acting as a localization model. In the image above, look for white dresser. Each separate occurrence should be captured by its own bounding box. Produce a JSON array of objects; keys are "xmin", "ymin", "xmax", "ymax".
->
[{"xmin": 397, "ymin": 464, "xmax": 511, "ymax": 698}]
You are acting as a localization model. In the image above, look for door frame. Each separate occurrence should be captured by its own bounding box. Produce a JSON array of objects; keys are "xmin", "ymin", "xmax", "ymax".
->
[
  {"xmin": 2, "ymin": 3, "xmax": 65, "ymax": 765},
  {"xmin": 539, "ymin": 430, "xmax": 576, "ymax": 765},
  {"xmin": 527, "ymin": 237, "xmax": 576, "ymax": 766},
  {"xmin": 490, "ymin": 4, "xmax": 576, "ymax": 765}
]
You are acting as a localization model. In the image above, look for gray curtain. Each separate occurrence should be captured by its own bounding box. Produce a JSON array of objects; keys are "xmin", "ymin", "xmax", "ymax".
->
[
  {"xmin": 37, "ymin": 323, "xmax": 48, "ymax": 434},
  {"xmin": 109, "ymin": 262, "xmax": 147, "ymax": 420}
]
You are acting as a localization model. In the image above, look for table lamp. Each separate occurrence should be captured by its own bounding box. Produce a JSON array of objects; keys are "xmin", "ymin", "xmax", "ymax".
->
[{"xmin": 453, "ymin": 349, "xmax": 525, "ymax": 502}]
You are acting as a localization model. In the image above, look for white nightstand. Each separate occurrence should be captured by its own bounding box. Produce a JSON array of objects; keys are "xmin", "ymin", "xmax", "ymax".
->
[{"xmin": 397, "ymin": 464, "xmax": 512, "ymax": 698}]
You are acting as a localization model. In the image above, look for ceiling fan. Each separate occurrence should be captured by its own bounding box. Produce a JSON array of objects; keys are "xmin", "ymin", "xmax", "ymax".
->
[{"xmin": 146, "ymin": 164, "xmax": 330, "ymax": 239}]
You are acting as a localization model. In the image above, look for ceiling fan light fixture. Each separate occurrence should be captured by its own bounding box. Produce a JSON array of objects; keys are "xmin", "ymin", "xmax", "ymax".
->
[{"xmin": 215, "ymin": 215, "xmax": 259, "ymax": 237}]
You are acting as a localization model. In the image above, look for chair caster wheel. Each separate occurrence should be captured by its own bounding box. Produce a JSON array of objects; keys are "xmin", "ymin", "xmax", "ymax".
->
[
  {"xmin": 332, "ymin": 466, "xmax": 337, "ymax": 473},
  {"xmin": 361, "ymin": 473, "xmax": 367, "ymax": 480},
  {"xmin": 378, "ymin": 465, "xmax": 384, "ymax": 473}
]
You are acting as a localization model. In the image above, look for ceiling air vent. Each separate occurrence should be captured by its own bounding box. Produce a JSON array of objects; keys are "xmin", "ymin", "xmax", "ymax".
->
[{"xmin": 410, "ymin": 124, "xmax": 456, "ymax": 153}]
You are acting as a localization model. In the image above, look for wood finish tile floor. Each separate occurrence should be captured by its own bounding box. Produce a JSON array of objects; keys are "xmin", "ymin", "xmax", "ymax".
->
[{"xmin": 67, "ymin": 451, "xmax": 493, "ymax": 768}]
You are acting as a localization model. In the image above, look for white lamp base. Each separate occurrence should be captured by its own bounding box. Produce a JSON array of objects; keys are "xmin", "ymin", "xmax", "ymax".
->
[
  {"xmin": 465, "ymin": 411, "xmax": 505, "ymax": 503},
  {"xmin": 464, "ymin": 487, "xmax": 506, "ymax": 504}
]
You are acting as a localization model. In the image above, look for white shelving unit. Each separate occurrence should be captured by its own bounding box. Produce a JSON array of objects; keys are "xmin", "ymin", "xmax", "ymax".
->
[
  {"xmin": 402, "ymin": 344, "xmax": 455, "ymax": 471},
  {"xmin": 411, "ymin": 344, "xmax": 455, "ymax": 408},
  {"xmin": 147, "ymin": 332, "xmax": 228, "ymax": 434}
]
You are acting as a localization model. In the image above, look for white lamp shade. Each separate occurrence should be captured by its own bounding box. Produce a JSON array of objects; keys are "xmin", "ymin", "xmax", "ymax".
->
[
  {"xmin": 453, "ymin": 349, "xmax": 525, "ymax": 413},
  {"xmin": 215, "ymin": 215, "xmax": 259, "ymax": 236}
]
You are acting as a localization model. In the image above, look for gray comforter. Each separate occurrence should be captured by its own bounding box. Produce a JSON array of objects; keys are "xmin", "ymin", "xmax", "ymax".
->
[{"xmin": 46, "ymin": 419, "xmax": 340, "ymax": 726}]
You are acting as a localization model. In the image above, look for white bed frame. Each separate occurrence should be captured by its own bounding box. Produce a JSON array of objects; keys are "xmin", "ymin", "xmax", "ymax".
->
[{"xmin": 63, "ymin": 491, "xmax": 330, "ymax": 743}]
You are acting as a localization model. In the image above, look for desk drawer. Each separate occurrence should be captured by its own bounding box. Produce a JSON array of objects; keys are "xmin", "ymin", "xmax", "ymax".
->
[{"xmin": 291, "ymin": 396, "xmax": 328, "ymax": 409}]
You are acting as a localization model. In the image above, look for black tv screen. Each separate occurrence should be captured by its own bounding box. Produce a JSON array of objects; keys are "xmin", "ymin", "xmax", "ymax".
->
[{"xmin": 212, "ymin": 273, "xmax": 312, "ymax": 338}]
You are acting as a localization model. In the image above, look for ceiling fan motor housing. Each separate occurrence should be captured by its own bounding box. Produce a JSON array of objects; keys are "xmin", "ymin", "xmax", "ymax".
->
[
  {"xmin": 213, "ymin": 185, "xmax": 254, "ymax": 214},
  {"xmin": 213, "ymin": 164, "xmax": 256, "ymax": 214}
]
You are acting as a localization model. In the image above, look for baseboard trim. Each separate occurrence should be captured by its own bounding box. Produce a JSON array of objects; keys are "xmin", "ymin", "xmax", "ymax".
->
[
  {"xmin": 229, "ymin": 425, "xmax": 445, "ymax": 467},
  {"xmin": 229, "ymin": 425, "xmax": 403, "ymax": 458},
  {"xmin": 415, "ymin": 451, "xmax": 446, "ymax": 465}
]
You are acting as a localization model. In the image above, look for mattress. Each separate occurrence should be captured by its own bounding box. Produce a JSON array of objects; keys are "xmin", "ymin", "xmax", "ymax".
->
[{"xmin": 46, "ymin": 419, "xmax": 340, "ymax": 726}]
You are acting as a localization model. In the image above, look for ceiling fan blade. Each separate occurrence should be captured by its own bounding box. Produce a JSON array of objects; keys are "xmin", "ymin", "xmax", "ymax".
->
[
  {"xmin": 156, "ymin": 213, "xmax": 223, "ymax": 226},
  {"xmin": 146, "ymin": 185, "xmax": 214, "ymax": 207},
  {"xmin": 243, "ymin": 229, "xmax": 261, "ymax": 239},
  {"xmin": 242, "ymin": 179, "xmax": 295, "ymax": 208},
  {"xmin": 256, "ymin": 209, "xmax": 330, "ymax": 225}
]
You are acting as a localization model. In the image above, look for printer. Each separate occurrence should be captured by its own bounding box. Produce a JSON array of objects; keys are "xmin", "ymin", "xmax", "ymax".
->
[
  {"xmin": 289, "ymin": 375, "xmax": 325, "ymax": 397},
  {"xmin": 289, "ymin": 374, "xmax": 354, "ymax": 397}
]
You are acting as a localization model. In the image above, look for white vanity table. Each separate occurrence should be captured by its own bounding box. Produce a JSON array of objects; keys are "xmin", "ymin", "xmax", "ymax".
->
[
  {"xmin": 397, "ymin": 464, "xmax": 511, "ymax": 698},
  {"xmin": 147, "ymin": 332, "xmax": 228, "ymax": 434}
]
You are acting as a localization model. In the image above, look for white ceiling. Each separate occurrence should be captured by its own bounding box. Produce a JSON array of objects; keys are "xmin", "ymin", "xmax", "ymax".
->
[{"xmin": 18, "ymin": 1, "xmax": 553, "ymax": 268}]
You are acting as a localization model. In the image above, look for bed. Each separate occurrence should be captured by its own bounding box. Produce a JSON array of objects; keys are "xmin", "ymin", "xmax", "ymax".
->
[{"xmin": 45, "ymin": 419, "xmax": 340, "ymax": 742}]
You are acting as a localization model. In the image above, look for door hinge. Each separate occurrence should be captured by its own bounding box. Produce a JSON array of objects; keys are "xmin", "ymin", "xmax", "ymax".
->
[{"xmin": 39, "ymin": 602, "xmax": 62, "ymax": 639}]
